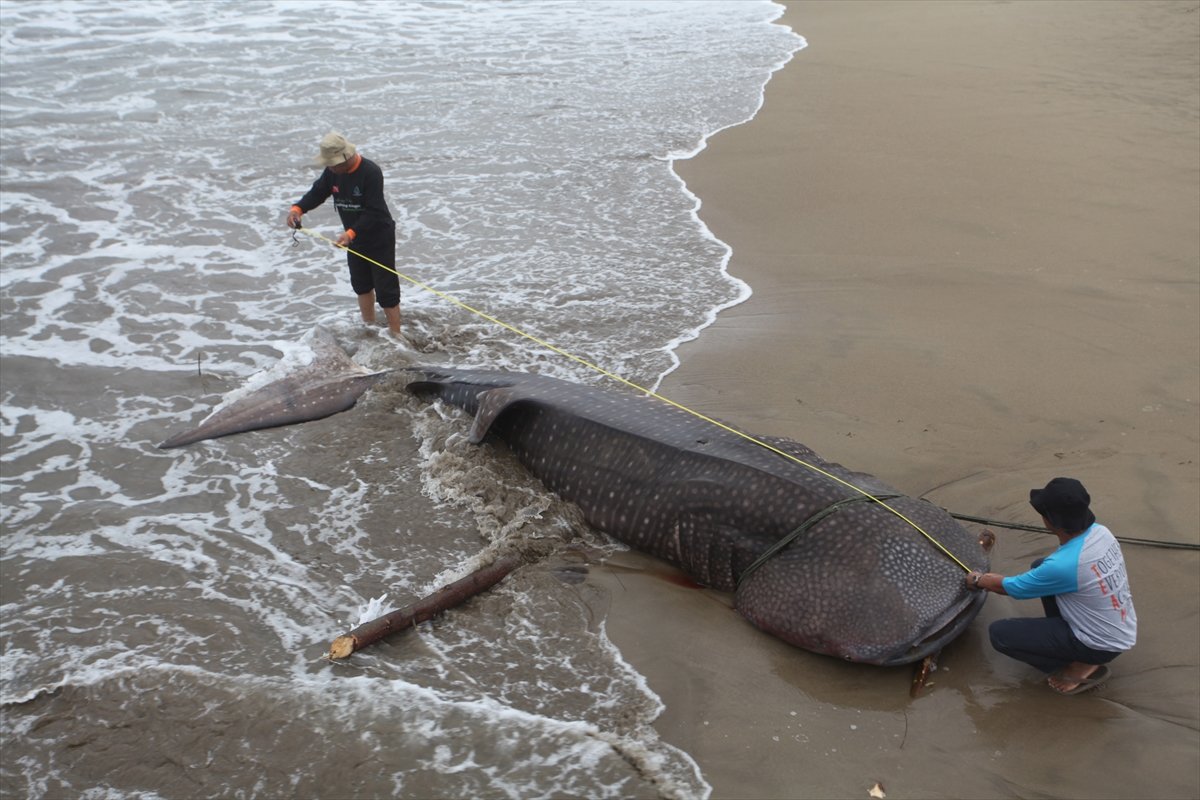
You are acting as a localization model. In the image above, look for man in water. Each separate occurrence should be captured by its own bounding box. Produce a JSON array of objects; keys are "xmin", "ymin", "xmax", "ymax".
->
[
  {"xmin": 287, "ymin": 131, "xmax": 401, "ymax": 337},
  {"xmin": 966, "ymin": 477, "xmax": 1137, "ymax": 695}
]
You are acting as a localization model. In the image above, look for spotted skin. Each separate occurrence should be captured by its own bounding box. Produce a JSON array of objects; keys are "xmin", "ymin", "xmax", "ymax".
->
[
  {"xmin": 157, "ymin": 340, "xmax": 390, "ymax": 449},
  {"xmin": 407, "ymin": 367, "xmax": 990, "ymax": 666}
]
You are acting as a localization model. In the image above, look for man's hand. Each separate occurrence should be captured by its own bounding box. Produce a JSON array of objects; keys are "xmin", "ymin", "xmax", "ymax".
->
[
  {"xmin": 286, "ymin": 209, "xmax": 303, "ymax": 229},
  {"xmin": 334, "ymin": 231, "xmax": 353, "ymax": 248}
]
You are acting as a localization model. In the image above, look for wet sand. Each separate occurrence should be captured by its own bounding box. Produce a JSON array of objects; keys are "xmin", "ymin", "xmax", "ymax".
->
[{"xmin": 596, "ymin": 1, "xmax": 1200, "ymax": 797}]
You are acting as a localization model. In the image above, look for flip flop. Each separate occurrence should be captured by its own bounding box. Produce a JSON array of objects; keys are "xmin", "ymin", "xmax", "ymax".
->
[{"xmin": 1048, "ymin": 664, "xmax": 1110, "ymax": 695}]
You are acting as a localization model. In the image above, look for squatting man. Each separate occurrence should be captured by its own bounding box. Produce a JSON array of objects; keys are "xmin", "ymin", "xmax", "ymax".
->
[{"xmin": 966, "ymin": 477, "xmax": 1136, "ymax": 695}]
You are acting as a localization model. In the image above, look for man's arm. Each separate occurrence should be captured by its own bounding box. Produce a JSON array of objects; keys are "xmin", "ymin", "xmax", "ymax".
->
[{"xmin": 288, "ymin": 170, "xmax": 334, "ymax": 227}]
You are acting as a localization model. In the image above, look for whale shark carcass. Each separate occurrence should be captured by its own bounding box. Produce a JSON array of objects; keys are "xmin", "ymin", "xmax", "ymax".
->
[
  {"xmin": 403, "ymin": 367, "xmax": 989, "ymax": 665},
  {"xmin": 159, "ymin": 356, "xmax": 989, "ymax": 665}
]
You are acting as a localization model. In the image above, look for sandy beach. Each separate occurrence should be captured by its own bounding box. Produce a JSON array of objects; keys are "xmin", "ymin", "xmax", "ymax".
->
[{"xmin": 597, "ymin": 1, "xmax": 1200, "ymax": 797}]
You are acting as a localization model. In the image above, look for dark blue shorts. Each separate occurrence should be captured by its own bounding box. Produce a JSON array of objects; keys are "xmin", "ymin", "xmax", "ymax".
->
[
  {"xmin": 347, "ymin": 239, "xmax": 400, "ymax": 308},
  {"xmin": 988, "ymin": 559, "xmax": 1123, "ymax": 673}
]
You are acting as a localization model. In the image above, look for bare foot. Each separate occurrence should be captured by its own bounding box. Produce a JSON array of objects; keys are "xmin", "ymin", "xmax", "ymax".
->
[{"xmin": 1047, "ymin": 663, "xmax": 1109, "ymax": 695}]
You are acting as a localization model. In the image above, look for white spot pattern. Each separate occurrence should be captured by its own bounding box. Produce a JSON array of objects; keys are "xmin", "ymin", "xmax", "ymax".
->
[{"xmin": 407, "ymin": 368, "xmax": 988, "ymax": 664}]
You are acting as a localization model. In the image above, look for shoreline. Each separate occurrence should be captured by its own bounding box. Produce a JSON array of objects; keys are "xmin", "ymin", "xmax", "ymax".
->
[
  {"xmin": 659, "ymin": 13, "xmax": 805, "ymax": 392},
  {"xmin": 598, "ymin": 1, "xmax": 1200, "ymax": 797}
]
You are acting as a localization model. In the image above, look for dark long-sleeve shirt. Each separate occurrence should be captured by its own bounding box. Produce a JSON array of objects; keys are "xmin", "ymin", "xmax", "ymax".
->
[{"xmin": 294, "ymin": 156, "xmax": 395, "ymax": 250}]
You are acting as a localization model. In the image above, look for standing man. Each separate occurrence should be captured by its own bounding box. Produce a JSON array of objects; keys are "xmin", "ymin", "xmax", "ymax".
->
[
  {"xmin": 287, "ymin": 132, "xmax": 401, "ymax": 337},
  {"xmin": 966, "ymin": 477, "xmax": 1137, "ymax": 695}
]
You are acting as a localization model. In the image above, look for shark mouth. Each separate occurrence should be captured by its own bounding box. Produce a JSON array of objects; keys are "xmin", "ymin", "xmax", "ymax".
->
[{"xmin": 877, "ymin": 589, "xmax": 989, "ymax": 667}]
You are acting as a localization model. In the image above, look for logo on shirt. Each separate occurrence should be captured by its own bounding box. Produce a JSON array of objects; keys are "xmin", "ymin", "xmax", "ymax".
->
[
  {"xmin": 1090, "ymin": 542, "xmax": 1132, "ymax": 621},
  {"xmin": 352, "ymin": 186, "xmax": 363, "ymax": 198}
]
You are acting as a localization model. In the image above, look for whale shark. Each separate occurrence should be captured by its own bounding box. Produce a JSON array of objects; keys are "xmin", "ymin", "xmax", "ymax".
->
[
  {"xmin": 404, "ymin": 367, "xmax": 989, "ymax": 665},
  {"xmin": 158, "ymin": 356, "xmax": 989, "ymax": 664}
]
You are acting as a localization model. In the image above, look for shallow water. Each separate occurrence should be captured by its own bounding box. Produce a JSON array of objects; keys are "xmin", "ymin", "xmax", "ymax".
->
[{"xmin": 0, "ymin": 2, "xmax": 803, "ymax": 797}]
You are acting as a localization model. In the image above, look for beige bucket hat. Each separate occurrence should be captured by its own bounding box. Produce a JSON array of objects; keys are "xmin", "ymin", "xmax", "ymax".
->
[{"xmin": 315, "ymin": 131, "xmax": 357, "ymax": 166}]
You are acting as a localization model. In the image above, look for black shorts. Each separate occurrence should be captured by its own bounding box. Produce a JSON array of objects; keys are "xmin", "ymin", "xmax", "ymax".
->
[
  {"xmin": 347, "ymin": 239, "xmax": 400, "ymax": 308},
  {"xmin": 988, "ymin": 558, "xmax": 1123, "ymax": 673}
]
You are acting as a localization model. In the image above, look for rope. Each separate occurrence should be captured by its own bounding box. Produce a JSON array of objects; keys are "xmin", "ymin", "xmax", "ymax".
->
[
  {"xmin": 295, "ymin": 226, "xmax": 976, "ymax": 572},
  {"xmin": 947, "ymin": 512, "xmax": 1200, "ymax": 551},
  {"xmin": 737, "ymin": 495, "xmax": 901, "ymax": 591}
]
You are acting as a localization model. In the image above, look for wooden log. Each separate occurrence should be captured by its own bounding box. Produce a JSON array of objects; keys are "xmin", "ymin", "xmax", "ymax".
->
[{"xmin": 328, "ymin": 553, "xmax": 523, "ymax": 660}]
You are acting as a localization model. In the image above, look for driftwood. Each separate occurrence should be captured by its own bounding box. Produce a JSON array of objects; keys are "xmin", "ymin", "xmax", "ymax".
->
[{"xmin": 328, "ymin": 554, "xmax": 523, "ymax": 660}]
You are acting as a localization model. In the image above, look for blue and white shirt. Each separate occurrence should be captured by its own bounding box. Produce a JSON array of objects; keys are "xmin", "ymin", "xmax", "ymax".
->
[{"xmin": 1002, "ymin": 523, "xmax": 1137, "ymax": 652}]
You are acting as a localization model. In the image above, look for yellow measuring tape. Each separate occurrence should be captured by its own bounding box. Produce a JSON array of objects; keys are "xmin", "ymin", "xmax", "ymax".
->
[{"xmin": 296, "ymin": 226, "xmax": 972, "ymax": 572}]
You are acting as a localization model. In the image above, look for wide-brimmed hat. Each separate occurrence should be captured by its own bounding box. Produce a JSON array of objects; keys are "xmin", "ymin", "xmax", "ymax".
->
[
  {"xmin": 1030, "ymin": 477, "xmax": 1096, "ymax": 533},
  {"xmin": 315, "ymin": 131, "xmax": 357, "ymax": 166}
]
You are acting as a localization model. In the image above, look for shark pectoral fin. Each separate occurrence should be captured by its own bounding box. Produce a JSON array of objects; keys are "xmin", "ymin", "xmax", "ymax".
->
[{"xmin": 467, "ymin": 386, "xmax": 530, "ymax": 444}]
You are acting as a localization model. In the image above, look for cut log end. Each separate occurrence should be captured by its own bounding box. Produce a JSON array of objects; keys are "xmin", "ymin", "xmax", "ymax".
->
[{"xmin": 328, "ymin": 635, "xmax": 357, "ymax": 660}]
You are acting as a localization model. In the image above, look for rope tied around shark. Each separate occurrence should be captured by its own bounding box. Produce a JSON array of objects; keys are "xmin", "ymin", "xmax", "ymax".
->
[
  {"xmin": 290, "ymin": 225, "xmax": 978, "ymax": 573},
  {"xmin": 736, "ymin": 494, "xmax": 903, "ymax": 592}
]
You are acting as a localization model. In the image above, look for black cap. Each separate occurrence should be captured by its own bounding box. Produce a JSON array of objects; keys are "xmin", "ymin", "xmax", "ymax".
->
[{"xmin": 1030, "ymin": 477, "xmax": 1096, "ymax": 533}]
